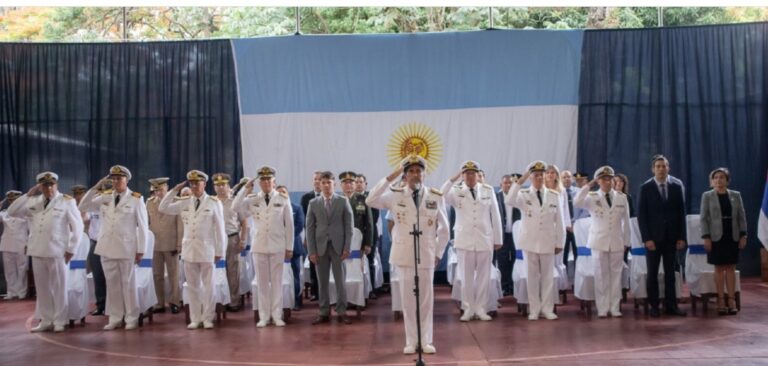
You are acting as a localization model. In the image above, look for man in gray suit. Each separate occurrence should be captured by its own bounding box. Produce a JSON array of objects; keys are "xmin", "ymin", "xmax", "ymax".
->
[{"xmin": 306, "ymin": 171, "xmax": 354, "ymax": 324}]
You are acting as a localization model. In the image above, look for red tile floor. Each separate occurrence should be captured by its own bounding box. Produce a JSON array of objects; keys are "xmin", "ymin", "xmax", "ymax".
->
[{"xmin": 2, "ymin": 280, "xmax": 768, "ymax": 366}]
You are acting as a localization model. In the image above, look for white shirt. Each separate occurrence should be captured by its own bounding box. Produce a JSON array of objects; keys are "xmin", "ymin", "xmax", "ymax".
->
[
  {"xmin": 159, "ymin": 191, "xmax": 226, "ymax": 263},
  {"xmin": 0, "ymin": 210, "xmax": 29, "ymax": 253},
  {"xmin": 505, "ymin": 183, "xmax": 565, "ymax": 254},
  {"xmin": 79, "ymin": 188, "xmax": 149, "ymax": 259},
  {"xmin": 441, "ymin": 180, "xmax": 502, "ymax": 251},
  {"xmin": 233, "ymin": 189, "xmax": 294, "ymax": 254},
  {"xmin": 573, "ymin": 187, "xmax": 631, "ymax": 252}
]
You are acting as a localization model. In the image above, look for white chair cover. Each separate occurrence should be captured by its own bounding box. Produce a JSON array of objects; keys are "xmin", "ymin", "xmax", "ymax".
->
[
  {"xmin": 445, "ymin": 241, "xmax": 458, "ymax": 285},
  {"xmin": 238, "ymin": 245, "xmax": 255, "ymax": 296},
  {"xmin": 66, "ymin": 234, "xmax": 91, "ymax": 321},
  {"xmin": 329, "ymin": 228, "xmax": 365, "ymax": 307},
  {"xmin": 136, "ymin": 231, "xmax": 158, "ymax": 313},
  {"xmin": 511, "ymin": 221, "xmax": 561, "ymax": 305},
  {"xmin": 390, "ymin": 264, "xmax": 402, "ymax": 312},
  {"xmin": 573, "ymin": 218, "xmax": 595, "ymax": 301},
  {"xmin": 373, "ymin": 248, "xmax": 384, "ymax": 289},
  {"xmin": 628, "ymin": 218, "xmax": 682, "ymax": 299}
]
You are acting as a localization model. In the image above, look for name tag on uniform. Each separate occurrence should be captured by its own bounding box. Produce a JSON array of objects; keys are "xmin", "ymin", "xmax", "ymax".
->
[
  {"xmin": 253, "ymin": 203, "xmax": 260, "ymax": 208},
  {"xmin": 525, "ymin": 200, "xmax": 532, "ymax": 206},
  {"xmin": 549, "ymin": 204, "xmax": 557, "ymax": 208},
  {"xmin": 425, "ymin": 200, "xmax": 437, "ymax": 209},
  {"xmin": 273, "ymin": 203, "xmax": 283, "ymax": 207},
  {"xmin": 397, "ymin": 202, "xmax": 406, "ymax": 207},
  {"xmin": 481, "ymin": 196, "xmax": 490, "ymax": 200}
]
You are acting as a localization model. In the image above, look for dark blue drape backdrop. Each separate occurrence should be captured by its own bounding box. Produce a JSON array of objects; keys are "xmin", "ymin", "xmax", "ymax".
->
[
  {"xmin": 0, "ymin": 40, "xmax": 242, "ymax": 196},
  {"xmin": 578, "ymin": 22, "xmax": 768, "ymax": 275}
]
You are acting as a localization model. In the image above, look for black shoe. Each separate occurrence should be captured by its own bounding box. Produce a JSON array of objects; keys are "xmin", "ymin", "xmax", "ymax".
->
[
  {"xmin": 649, "ymin": 308, "xmax": 661, "ymax": 318},
  {"xmin": 666, "ymin": 308, "xmax": 687, "ymax": 317},
  {"xmin": 91, "ymin": 309, "xmax": 105, "ymax": 316},
  {"xmin": 368, "ymin": 292, "xmax": 378, "ymax": 300},
  {"xmin": 226, "ymin": 304, "xmax": 241, "ymax": 312},
  {"xmin": 152, "ymin": 307, "xmax": 166, "ymax": 314},
  {"xmin": 727, "ymin": 307, "xmax": 739, "ymax": 315},
  {"xmin": 338, "ymin": 315, "xmax": 352, "ymax": 324},
  {"xmin": 310, "ymin": 296, "xmax": 319, "ymax": 302},
  {"xmin": 170, "ymin": 304, "xmax": 180, "ymax": 314},
  {"xmin": 312, "ymin": 316, "xmax": 330, "ymax": 325}
]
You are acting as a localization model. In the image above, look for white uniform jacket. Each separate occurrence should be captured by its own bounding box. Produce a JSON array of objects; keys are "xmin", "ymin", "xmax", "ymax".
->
[
  {"xmin": 7, "ymin": 192, "xmax": 83, "ymax": 258},
  {"xmin": 159, "ymin": 191, "xmax": 226, "ymax": 263},
  {"xmin": 505, "ymin": 183, "xmax": 565, "ymax": 254},
  {"xmin": 232, "ymin": 189, "xmax": 293, "ymax": 255},
  {"xmin": 573, "ymin": 187, "xmax": 631, "ymax": 252},
  {"xmin": 366, "ymin": 178, "xmax": 449, "ymax": 270},
  {"xmin": 79, "ymin": 188, "xmax": 148, "ymax": 259}
]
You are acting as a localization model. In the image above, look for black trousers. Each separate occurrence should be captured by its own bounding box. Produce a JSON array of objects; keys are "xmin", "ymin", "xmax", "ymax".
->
[
  {"xmin": 563, "ymin": 231, "xmax": 577, "ymax": 266},
  {"xmin": 87, "ymin": 239, "xmax": 107, "ymax": 311},
  {"xmin": 309, "ymin": 262, "xmax": 318, "ymax": 298},
  {"xmin": 366, "ymin": 250, "xmax": 377, "ymax": 294},
  {"xmin": 495, "ymin": 232, "xmax": 515, "ymax": 293},
  {"xmin": 646, "ymin": 240, "xmax": 679, "ymax": 310}
]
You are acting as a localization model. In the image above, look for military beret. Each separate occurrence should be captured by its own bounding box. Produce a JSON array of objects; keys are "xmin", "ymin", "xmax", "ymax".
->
[
  {"xmin": 36, "ymin": 171, "xmax": 59, "ymax": 184},
  {"xmin": 109, "ymin": 165, "xmax": 132, "ymax": 180},
  {"xmin": 186, "ymin": 170, "xmax": 209, "ymax": 182}
]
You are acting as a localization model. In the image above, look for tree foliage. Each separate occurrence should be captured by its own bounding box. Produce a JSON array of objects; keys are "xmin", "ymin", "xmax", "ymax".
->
[{"xmin": 0, "ymin": 6, "xmax": 766, "ymax": 42}]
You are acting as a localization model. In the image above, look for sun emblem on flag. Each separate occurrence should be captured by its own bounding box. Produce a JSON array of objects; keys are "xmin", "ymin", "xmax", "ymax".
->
[{"xmin": 387, "ymin": 123, "xmax": 443, "ymax": 173}]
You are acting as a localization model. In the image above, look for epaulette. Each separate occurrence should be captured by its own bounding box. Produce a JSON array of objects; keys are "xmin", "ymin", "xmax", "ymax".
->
[
  {"xmin": 390, "ymin": 186, "xmax": 404, "ymax": 192},
  {"xmin": 173, "ymin": 196, "xmax": 190, "ymax": 201},
  {"xmin": 99, "ymin": 189, "xmax": 114, "ymax": 195},
  {"xmin": 430, "ymin": 187, "xmax": 443, "ymax": 196},
  {"xmin": 520, "ymin": 189, "xmax": 530, "ymax": 193},
  {"xmin": 588, "ymin": 191, "xmax": 598, "ymax": 195},
  {"xmin": 279, "ymin": 192, "xmax": 289, "ymax": 198},
  {"xmin": 247, "ymin": 193, "xmax": 258, "ymax": 198},
  {"xmin": 209, "ymin": 196, "xmax": 220, "ymax": 201},
  {"xmin": 147, "ymin": 196, "xmax": 156, "ymax": 202},
  {"xmin": 482, "ymin": 183, "xmax": 493, "ymax": 189},
  {"xmin": 132, "ymin": 192, "xmax": 142, "ymax": 199},
  {"xmin": 63, "ymin": 194, "xmax": 73, "ymax": 200}
]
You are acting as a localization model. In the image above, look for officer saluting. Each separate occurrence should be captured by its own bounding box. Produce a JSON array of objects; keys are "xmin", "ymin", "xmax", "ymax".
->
[
  {"xmin": 441, "ymin": 161, "xmax": 503, "ymax": 322},
  {"xmin": 160, "ymin": 170, "xmax": 226, "ymax": 330},
  {"xmin": 79, "ymin": 165, "xmax": 149, "ymax": 330},
  {"xmin": 8, "ymin": 172, "xmax": 84, "ymax": 332},
  {"xmin": 573, "ymin": 166, "xmax": 631, "ymax": 318},
  {"xmin": 506, "ymin": 161, "xmax": 565, "ymax": 321},
  {"xmin": 366, "ymin": 155, "xmax": 449, "ymax": 355}
]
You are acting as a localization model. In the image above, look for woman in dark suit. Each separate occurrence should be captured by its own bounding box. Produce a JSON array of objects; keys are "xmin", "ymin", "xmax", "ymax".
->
[{"xmin": 699, "ymin": 168, "xmax": 747, "ymax": 315}]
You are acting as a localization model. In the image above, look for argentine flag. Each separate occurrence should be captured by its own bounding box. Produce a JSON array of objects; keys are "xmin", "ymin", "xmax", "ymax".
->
[{"xmin": 232, "ymin": 30, "xmax": 584, "ymax": 191}]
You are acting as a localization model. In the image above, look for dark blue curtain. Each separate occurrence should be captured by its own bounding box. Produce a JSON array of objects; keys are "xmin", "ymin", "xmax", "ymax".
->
[
  {"xmin": 578, "ymin": 22, "xmax": 768, "ymax": 275},
  {"xmin": 0, "ymin": 40, "xmax": 242, "ymax": 196}
]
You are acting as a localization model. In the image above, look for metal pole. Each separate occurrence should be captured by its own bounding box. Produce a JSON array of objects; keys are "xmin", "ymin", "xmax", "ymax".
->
[
  {"xmin": 122, "ymin": 7, "xmax": 127, "ymax": 41},
  {"xmin": 657, "ymin": 7, "xmax": 664, "ymax": 27},
  {"xmin": 488, "ymin": 7, "xmax": 494, "ymax": 30},
  {"xmin": 295, "ymin": 7, "xmax": 301, "ymax": 35}
]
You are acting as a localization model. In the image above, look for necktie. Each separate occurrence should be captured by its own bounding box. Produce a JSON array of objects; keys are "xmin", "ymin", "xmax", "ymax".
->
[
  {"xmin": 536, "ymin": 190, "xmax": 543, "ymax": 206},
  {"xmin": 324, "ymin": 197, "xmax": 332, "ymax": 215},
  {"xmin": 469, "ymin": 187, "xmax": 476, "ymax": 200},
  {"xmin": 412, "ymin": 189, "xmax": 420, "ymax": 208},
  {"xmin": 44, "ymin": 198, "xmax": 50, "ymax": 209},
  {"xmin": 195, "ymin": 198, "xmax": 201, "ymax": 211},
  {"xmin": 114, "ymin": 194, "xmax": 120, "ymax": 207},
  {"xmin": 660, "ymin": 183, "xmax": 668, "ymax": 201},
  {"xmin": 265, "ymin": 193, "xmax": 270, "ymax": 206},
  {"xmin": 606, "ymin": 192, "xmax": 612, "ymax": 208}
]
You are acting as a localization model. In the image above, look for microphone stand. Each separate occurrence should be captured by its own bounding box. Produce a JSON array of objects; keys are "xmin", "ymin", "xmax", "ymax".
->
[{"xmin": 409, "ymin": 186, "xmax": 425, "ymax": 366}]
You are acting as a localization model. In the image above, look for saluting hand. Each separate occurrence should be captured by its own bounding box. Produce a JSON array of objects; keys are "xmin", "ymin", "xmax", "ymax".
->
[
  {"xmin": 450, "ymin": 170, "xmax": 462, "ymax": 182},
  {"xmin": 172, "ymin": 181, "xmax": 187, "ymax": 191},
  {"xmin": 26, "ymin": 183, "xmax": 41, "ymax": 196},
  {"xmin": 518, "ymin": 171, "xmax": 531, "ymax": 185}
]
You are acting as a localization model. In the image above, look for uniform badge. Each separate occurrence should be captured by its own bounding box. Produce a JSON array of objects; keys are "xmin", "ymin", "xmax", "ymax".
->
[
  {"xmin": 425, "ymin": 200, "xmax": 437, "ymax": 209},
  {"xmin": 274, "ymin": 203, "xmax": 283, "ymax": 207},
  {"xmin": 397, "ymin": 202, "xmax": 406, "ymax": 207},
  {"xmin": 526, "ymin": 200, "xmax": 532, "ymax": 206},
  {"xmin": 428, "ymin": 219, "xmax": 434, "ymax": 226}
]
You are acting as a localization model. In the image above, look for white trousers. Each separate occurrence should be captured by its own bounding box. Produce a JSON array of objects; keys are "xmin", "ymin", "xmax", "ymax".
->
[
  {"xmin": 255, "ymin": 252, "xmax": 284, "ymax": 322},
  {"xmin": 457, "ymin": 248, "xmax": 491, "ymax": 315},
  {"xmin": 398, "ymin": 266, "xmax": 434, "ymax": 348},
  {"xmin": 32, "ymin": 256, "xmax": 68, "ymax": 327},
  {"xmin": 184, "ymin": 261, "xmax": 215, "ymax": 323},
  {"xmin": 2, "ymin": 252, "xmax": 28, "ymax": 298},
  {"xmin": 101, "ymin": 258, "xmax": 140, "ymax": 324},
  {"xmin": 525, "ymin": 251, "xmax": 555, "ymax": 316},
  {"xmin": 593, "ymin": 250, "xmax": 624, "ymax": 315}
]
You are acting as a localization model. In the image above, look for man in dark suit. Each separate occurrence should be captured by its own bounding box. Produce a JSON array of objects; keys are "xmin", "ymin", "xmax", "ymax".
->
[
  {"xmin": 637, "ymin": 154, "xmax": 687, "ymax": 317},
  {"xmin": 496, "ymin": 174, "xmax": 522, "ymax": 296},
  {"xmin": 277, "ymin": 185, "xmax": 305, "ymax": 311},
  {"xmin": 300, "ymin": 171, "xmax": 322, "ymax": 301},
  {"xmin": 306, "ymin": 171, "xmax": 354, "ymax": 324}
]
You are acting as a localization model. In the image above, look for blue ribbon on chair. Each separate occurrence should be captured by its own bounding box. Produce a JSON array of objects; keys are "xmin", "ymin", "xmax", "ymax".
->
[
  {"xmin": 240, "ymin": 245, "xmax": 251, "ymax": 257},
  {"xmin": 688, "ymin": 244, "xmax": 707, "ymax": 255},
  {"xmin": 515, "ymin": 250, "xmax": 524, "ymax": 260},
  {"xmin": 576, "ymin": 247, "xmax": 592, "ymax": 256},
  {"xmin": 630, "ymin": 248, "xmax": 646, "ymax": 256},
  {"xmin": 69, "ymin": 260, "xmax": 87, "ymax": 270},
  {"xmin": 138, "ymin": 258, "xmax": 153, "ymax": 268},
  {"xmin": 215, "ymin": 259, "xmax": 227, "ymax": 268},
  {"xmin": 348, "ymin": 250, "xmax": 362, "ymax": 259}
]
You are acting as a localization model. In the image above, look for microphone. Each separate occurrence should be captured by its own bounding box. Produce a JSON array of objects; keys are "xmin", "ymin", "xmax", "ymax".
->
[{"xmin": 412, "ymin": 183, "xmax": 421, "ymax": 207}]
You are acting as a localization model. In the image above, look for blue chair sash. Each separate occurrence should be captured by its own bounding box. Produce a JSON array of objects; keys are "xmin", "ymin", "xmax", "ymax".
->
[
  {"xmin": 215, "ymin": 259, "xmax": 227, "ymax": 268},
  {"xmin": 515, "ymin": 250, "xmax": 524, "ymax": 260},
  {"xmin": 688, "ymin": 244, "xmax": 707, "ymax": 255},
  {"xmin": 138, "ymin": 258, "xmax": 153, "ymax": 268},
  {"xmin": 348, "ymin": 250, "xmax": 362, "ymax": 259},
  {"xmin": 576, "ymin": 247, "xmax": 592, "ymax": 256},
  {"xmin": 630, "ymin": 247, "xmax": 646, "ymax": 256},
  {"xmin": 69, "ymin": 260, "xmax": 87, "ymax": 270}
]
